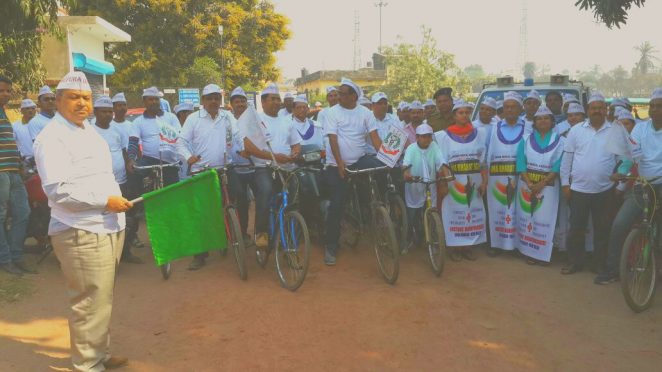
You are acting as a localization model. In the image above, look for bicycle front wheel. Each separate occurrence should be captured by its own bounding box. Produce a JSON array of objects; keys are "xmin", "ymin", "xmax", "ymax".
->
[
  {"xmin": 372, "ymin": 204, "xmax": 399, "ymax": 284},
  {"xmin": 226, "ymin": 206, "xmax": 247, "ymax": 281},
  {"xmin": 275, "ymin": 211, "xmax": 311, "ymax": 291},
  {"xmin": 620, "ymin": 228, "xmax": 657, "ymax": 313},
  {"xmin": 425, "ymin": 209, "xmax": 446, "ymax": 277},
  {"xmin": 388, "ymin": 193, "xmax": 408, "ymax": 253},
  {"xmin": 340, "ymin": 185, "xmax": 362, "ymax": 250}
]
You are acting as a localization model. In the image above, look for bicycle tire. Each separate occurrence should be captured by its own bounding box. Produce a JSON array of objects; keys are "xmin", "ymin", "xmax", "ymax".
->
[
  {"xmin": 620, "ymin": 228, "xmax": 657, "ymax": 313},
  {"xmin": 161, "ymin": 263, "xmax": 171, "ymax": 280},
  {"xmin": 372, "ymin": 204, "xmax": 399, "ymax": 284},
  {"xmin": 256, "ymin": 210, "xmax": 276, "ymax": 268},
  {"xmin": 275, "ymin": 211, "xmax": 311, "ymax": 291},
  {"xmin": 340, "ymin": 184, "xmax": 362, "ymax": 250},
  {"xmin": 425, "ymin": 209, "xmax": 446, "ymax": 277},
  {"xmin": 226, "ymin": 206, "xmax": 248, "ymax": 281},
  {"xmin": 388, "ymin": 193, "xmax": 408, "ymax": 253}
]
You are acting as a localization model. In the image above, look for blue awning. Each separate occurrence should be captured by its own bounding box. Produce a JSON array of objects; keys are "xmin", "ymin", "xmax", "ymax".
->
[{"xmin": 72, "ymin": 53, "xmax": 115, "ymax": 75}]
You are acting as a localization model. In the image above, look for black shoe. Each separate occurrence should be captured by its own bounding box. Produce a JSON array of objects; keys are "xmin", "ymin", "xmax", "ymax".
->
[
  {"xmin": 13, "ymin": 261, "xmax": 37, "ymax": 274},
  {"xmin": 1, "ymin": 263, "xmax": 24, "ymax": 276},
  {"xmin": 188, "ymin": 256, "xmax": 206, "ymax": 271},
  {"xmin": 594, "ymin": 272, "xmax": 618, "ymax": 285},
  {"xmin": 561, "ymin": 264, "xmax": 583, "ymax": 275}
]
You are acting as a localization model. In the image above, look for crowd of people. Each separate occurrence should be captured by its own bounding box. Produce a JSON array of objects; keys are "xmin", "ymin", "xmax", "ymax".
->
[{"xmin": 1, "ymin": 70, "xmax": 662, "ymax": 370}]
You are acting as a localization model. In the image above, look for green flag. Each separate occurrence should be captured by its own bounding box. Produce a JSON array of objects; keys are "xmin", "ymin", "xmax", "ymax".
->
[{"xmin": 143, "ymin": 170, "xmax": 226, "ymax": 266}]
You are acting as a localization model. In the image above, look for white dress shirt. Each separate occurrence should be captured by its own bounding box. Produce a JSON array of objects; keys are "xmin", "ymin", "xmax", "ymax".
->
[
  {"xmin": 33, "ymin": 113, "xmax": 125, "ymax": 234},
  {"xmin": 176, "ymin": 108, "xmax": 236, "ymax": 173}
]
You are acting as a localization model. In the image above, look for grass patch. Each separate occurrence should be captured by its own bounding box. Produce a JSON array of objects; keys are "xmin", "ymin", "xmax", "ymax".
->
[{"xmin": 0, "ymin": 271, "xmax": 35, "ymax": 304}]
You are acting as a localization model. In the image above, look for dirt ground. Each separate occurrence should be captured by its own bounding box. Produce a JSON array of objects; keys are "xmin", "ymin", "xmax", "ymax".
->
[{"xmin": 1, "ymin": 227, "xmax": 662, "ymax": 372}]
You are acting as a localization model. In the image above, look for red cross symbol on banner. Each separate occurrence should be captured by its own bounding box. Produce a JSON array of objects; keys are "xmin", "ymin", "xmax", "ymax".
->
[
  {"xmin": 527, "ymin": 222, "xmax": 533, "ymax": 232},
  {"xmin": 466, "ymin": 212, "xmax": 472, "ymax": 222},
  {"xmin": 505, "ymin": 214, "xmax": 512, "ymax": 224}
]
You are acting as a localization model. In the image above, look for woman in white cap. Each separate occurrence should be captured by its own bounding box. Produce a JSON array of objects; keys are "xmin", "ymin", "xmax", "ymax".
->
[
  {"xmin": 522, "ymin": 90, "xmax": 542, "ymax": 133},
  {"xmin": 435, "ymin": 99, "xmax": 488, "ymax": 260},
  {"xmin": 555, "ymin": 102, "xmax": 585, "ymax": 137},
  {"xmin": 515, "ymin": 106, "xmax": 564, "ymax": 265},
  {"xmin": 12, "ymin": 99, "xmax": 37, "ymax": 159}
]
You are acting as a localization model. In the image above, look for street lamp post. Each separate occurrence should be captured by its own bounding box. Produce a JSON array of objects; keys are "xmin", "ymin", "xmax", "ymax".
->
[
  {"xmin": 218, "ymin": 25, "xmax": 224, "ymax": 91},
  {"xmin": 375, "ymin": 1, "xmax": 388, "ymax": 52}
]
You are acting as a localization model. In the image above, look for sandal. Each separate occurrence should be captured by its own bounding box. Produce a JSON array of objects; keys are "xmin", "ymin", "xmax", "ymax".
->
[{"xmin": 449, "ymin": 248, "xmax": 463, "ymax": 262}]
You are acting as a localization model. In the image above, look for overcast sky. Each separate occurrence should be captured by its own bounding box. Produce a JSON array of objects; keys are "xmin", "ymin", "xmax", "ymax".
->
[{"xmin": 271, "ymin": 0, "xmax": 661, "ymax": 80}]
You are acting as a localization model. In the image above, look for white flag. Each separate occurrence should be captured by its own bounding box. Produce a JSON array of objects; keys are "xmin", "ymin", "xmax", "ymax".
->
[{"xmin": 605, "ymin": 121, "xmax": 637, "ymax": 160}]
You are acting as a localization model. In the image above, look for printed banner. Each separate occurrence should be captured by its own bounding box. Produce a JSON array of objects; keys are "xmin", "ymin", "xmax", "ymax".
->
[
  {"xmin": 442, "ymin": 170, "xmax": 487, "ymax": 247},
  {"xmin": 377, "ymin": 124, "xmax": 408, "ymax": 168},
  {"xmin": 516, "ymin": 182, "xmax": 559, "ymax": 262}
]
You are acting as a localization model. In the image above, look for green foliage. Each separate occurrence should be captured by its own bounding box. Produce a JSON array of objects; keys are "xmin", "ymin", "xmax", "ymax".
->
[
  {"xmin": 522, "ymin": 62, "xmax": 536, "ymax": 80},
  {"xmin": 634, "ymin": 41, "xmax": 659, "ymax": 75},
  {"xmin": 381, "ymin": 27, "xmax": 469, "ymax": 102},
  {"xmin": 71, "ymin": 0, "xmax": 291, "ymax": 92},
  {"xmin": 0, "ymin": 0, "xmax": 75, "ymax": 93},
  {"xmin": 575, "ymin": 0, "xmax": 646, "ymax": 29}
]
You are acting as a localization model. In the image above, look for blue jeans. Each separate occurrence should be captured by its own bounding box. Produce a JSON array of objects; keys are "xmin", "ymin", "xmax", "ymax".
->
[
  {"xmin": 605, "ymin": 185, "xmax": 662, "ymax": 275},
  {"xmin": 253, "ymin": 168, "xmax": 273, "ymax": 234},
  {"xmin": 0, "ymin": 172, "xmax": 30, "ymax": 264},
  {"xmin": 229, "ymin": 171, "xmax": 256, "ymax": 237},
  {"xmin": 324, "ymin": 155, "xmax": 384, "ymax": 255}
]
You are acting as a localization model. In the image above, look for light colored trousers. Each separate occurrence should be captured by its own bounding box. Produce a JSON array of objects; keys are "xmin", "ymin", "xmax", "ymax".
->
[{"xmin": 51, "ymin": 228, "xmax": 125, "ymax": 372}]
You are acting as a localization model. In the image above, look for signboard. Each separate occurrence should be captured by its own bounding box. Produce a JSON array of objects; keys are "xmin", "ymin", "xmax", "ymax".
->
[
  {"xmin": 178, "ymin": 88, "xmax": 200, "ymax": 105},
  {"xmin": 377, "ymin": 124, "xmax": 408, "ymax": 168}
]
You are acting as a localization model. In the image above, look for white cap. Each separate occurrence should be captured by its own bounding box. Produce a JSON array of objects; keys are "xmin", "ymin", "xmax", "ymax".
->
[
  {"xmin": 650, "ymin": 87, "xmax": 662, "ymax": 101},
  {"xmin": 38, "ymin": 85, "xmax": 54, "ymax": 97},
  {"xmin": 111, "ymin": 93, "xmax": 127, "ymax": 103},
  {"xmin": 157, "ymin": 91, "xmax": 164, "ymax": 98},
  {"xmin": 563, "ymin": 93, "xmax": 580, "ymax": 105},
  {"xmin": 56, "ymin": 71, "xmax": 91, "ymax": 92},
  {"xmin": 326, "ymin": 86, "xmax": 338, "ymax": 94},
  {"xmin": 503, "ymin": 91, "xmax": 523, "ymax": 106},
  {"xmin": 496, "ymin": 100, "xmax": 504, "ymax": 110},
  {"xmin": 415, "ymin": 124, "xmax": 433, "ymax": 135},
  {"xmin": 452, "ymin": 99, "xmax": 474, "ymax": 111},
  {"xmin": 202, "ymin": 84, "xmax": 222, "ymax": 96},
  {"xmin": 261, "ymin": 82, "xmax": 279, "ymax": 96},
  {"xmin": 398, "ymin": 101, "xmax": 409, "ymax": 111},
  {"xmin": 358, "ymin": 96, "xmax": 372, "ymax": 106},
  {"xmin": 284, "ymin": 92, "xmax": 294, "ymax": 100},
  {"xmin": 524, "ymin": 90, "xmax": 541, "ymax": 103},
  {"xmin": 611, "ymin": 97, "xmax": 631, "ymax": 108},
  {"xmin": 424, "ymin": 99, "xmax": 435, "ymax": 107},
  {"xmin": 617, "ymin": 110, "xmax": 635, "ymax": 122},
  {"xmin": 293, "ymin": 94, "xmax": 308, "ymax": 105},
  {"xmin": 142, "ymin": 86, "xmax": 160, "ymax": 97},
  {"xmin": 340, "ymin": 77, "xmax": 363, "ymax": 98},
  {"xmin": 371, "ymin": 91, "xmax": 387, "ymax": 103},
  {"xmin": 587, "ymin": 91, "xmax": 606, "ymax": 104},
  {"xmin": 174, "ymin": 102, "xmax": 194, "ymax": 114},
  {"xmin": 409, "ymin": 100, "xmax": 424, "ymax": 110},
  {"xmin": 314, "ymin": 101, "xmax": 322, "ymax": 107},
  {"xmin": 481, "ymin": 97, "xmax": 498, "ymax": 110},
  {"xmin": 20, "ymin": 99, "xmax": 36, "ymax": 109},
  {"xmin": 567, "ymin": 102, "xmax": 585, "ymax": 114},
  {"xmin": 533, "ymin": 105, "xmax": 553, "ymax": 118},
  {"xmin": 230, "ymin": 87, "xmax": 247, "ymax": 99},
  {"xmin": 93, "ymin": 96, "xmax": 113, "ymax": 108}
]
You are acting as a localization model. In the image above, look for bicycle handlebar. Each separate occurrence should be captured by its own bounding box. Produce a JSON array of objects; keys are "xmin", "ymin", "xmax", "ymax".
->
[
  {"xmin": 407, "ymin": 175, "xmax": 455, "ymax": 184},
  {"xmin": 344, "ymin": 165, "xmax": 389, "ymax": 175},
  {"xmin": 133, "ymin": 163, "xmax": 180, "ymax": 170},
  {"xmin": 190, "ymin": 163, "xmax": 254, "ymax": 175},
  {"xmin": 619, "ymin": 175, "xmax": 662, "ymax": 184}
]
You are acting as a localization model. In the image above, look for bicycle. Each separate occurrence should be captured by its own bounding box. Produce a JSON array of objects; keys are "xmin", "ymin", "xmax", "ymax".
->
[
  {"xmin": 345, "ymin": 166, "xmax": 400, "ymax": 284},
  {"xmin": 385, "ymin": 169, "xmax": 408, "ymax": 254},
  {"xmin": 191, "ymin": 164, "xmax": 249, "ymax": 281},
  {"xmin": 133, "ymin": 162, "xmax": 180, "ymax": 280},
  {"xmin": 619, "ymin": 175, "xmax": 662, "ymax": 312},
  {"xmin": 255, "ymin": 163, "xmax": 311, "ymax": 291},
  {"xmin": 406, "ymin": 174, "xmax": 455, "ymax": 277}
]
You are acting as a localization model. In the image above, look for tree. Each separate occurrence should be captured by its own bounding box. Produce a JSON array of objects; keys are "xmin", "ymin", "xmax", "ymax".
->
[
  {"xmin": 71, "ymin": 0, "xmax": 291, "ymax": 92},
  {"xmin": 522, "ymin": 62, "xmax": 536, "ymax": 79},
  {"xmin": 381, "ymin": 27, "xmax": 468, "ymax": 102},
  {"xmin": 574, "ymin": 0, "xmax": 646, "ymax": 29},
  {"xmin": 634, "ymin": 41, "xmax": 659, "ymax": 75},
  {"xmin": 0, "ymin": 0, "xmax": 76, "ymax": 92}
]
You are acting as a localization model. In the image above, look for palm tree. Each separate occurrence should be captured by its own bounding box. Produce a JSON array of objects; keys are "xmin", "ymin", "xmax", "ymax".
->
[{"xmin": 634, "ymin": 41, "xmax": 659, "ymax": 75}]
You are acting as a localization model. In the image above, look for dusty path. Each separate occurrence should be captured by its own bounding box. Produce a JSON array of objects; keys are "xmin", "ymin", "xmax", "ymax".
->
[{"xmin": 1, "ymin": 232, "xmax": 661, "ymax": 371}]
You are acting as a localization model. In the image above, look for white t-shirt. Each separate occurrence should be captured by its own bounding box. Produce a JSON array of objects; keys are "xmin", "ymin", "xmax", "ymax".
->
[
  {"xmin": 365, "ymin": 112, "xmax": 403, "ymax": 155},
  {"xmin": 324, "ymin": 104, "xmax": 377, "ymax": 167},
  {"xmin": 110, "ymin": 119, "xmax": 134, "ymax": 149},
  {"xmin": 28, "ymin": 113, "xmax": 53, "ymax": 141},
  {"xmin": 131, "ymin": 112, "xmax": 181, "ymax": 163},
  {"xmin": 246, "ymin": 112, "xmax": 301, "ymax": 167},
  {"xmin": 94, "ymin": 124, "xmax": 128, "ymax": 184},
  {"xmin": 403, "ymin": 141, "xmax": 446, "ymax": 208},
  {"xmin": 12, "ymin": 120, "xmax": 33, "ymax": 158}
]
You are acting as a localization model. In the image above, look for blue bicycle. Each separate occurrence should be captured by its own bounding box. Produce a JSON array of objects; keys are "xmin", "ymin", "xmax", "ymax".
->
[{"xmin": 256, "ymin": 163, "xmax": 311, "ymax": 291}]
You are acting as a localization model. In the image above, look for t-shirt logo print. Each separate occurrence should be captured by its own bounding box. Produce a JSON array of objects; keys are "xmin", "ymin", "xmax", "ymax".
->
[{"xmin": 158, "ymin": 119, "xmax": 178, "ymax": 144}]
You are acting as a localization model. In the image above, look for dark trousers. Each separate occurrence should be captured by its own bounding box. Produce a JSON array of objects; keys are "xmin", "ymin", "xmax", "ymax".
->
[
  {"xmin": 229, "ymin": 171, "xmax": 256, "ymax": 237},
  {"xmin": 253, "ymin": 168, "xmax": 274, "ymax": 234},
  {"xmin": 567, "ymin": 189, "xmax": 611, "ymax": 268}
]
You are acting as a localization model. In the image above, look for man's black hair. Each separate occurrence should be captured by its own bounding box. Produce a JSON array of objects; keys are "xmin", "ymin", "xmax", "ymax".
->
[{"xmin": 433, "ymin": 87, "xmax": 453, "ymax": 99}]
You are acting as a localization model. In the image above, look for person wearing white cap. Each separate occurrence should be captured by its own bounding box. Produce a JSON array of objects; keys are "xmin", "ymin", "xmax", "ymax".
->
[
  {"xmin": 435, "ymin": 99, "xmax": 488, "ymax": 260},
  {"xmin": 323, "ymin": 77, "xmax": 383, "ymax": 265},
  {"xmin": 472, "ymin": 97, "xmax": 498, "ymax": 148},
  {"xmin": 559, "ymin": 91, "xmax": 621, "ymax": 275},
  {"xmin": 397, "ymin": 102, "xmax": 411, "ymax": 125},
  {"xmin": 0, "ymin": 75, "xmax": 31, "ymax": 276},
  {"xmin": 484, "ymin": 91, "xmax": 528, "ymax": 256},
  {"xmin": 291, "ymin": 95, "xmax": 323, "ymax": 148},
  {"xmin": 129, "ymin": 86, "xmax": 182, "ymax": 186},
  {"xmin": 593, "ymin": 88, "xmax": 662, "ymax": 284},
  {"xmin": 369, "ymin": 92, "xmax": 404, "ymax": 147},
  {"xmin": 109, "ymin": 92, "xmax": 132, "ymax": 155},
  {"xmin": 317, "ymin": 86, "xmax": 339, "ymax": 133},
  {"xmin": 428, "ymin": 87, "xmax": 454, "ymax": 131},
  {"xmin": 555, "ymin": 102, "xmax": 585, "ymax": 137},
  {"xmin": 173, "ymin": 102, "xmax": 194, "ymax": 125},
  {"xmin": 176, "ymin": 83, "xmax": 238, "ymax": 270},
  {"xmin": 515, "ymin": 105, "xmax": 565, "ymax": 265},
  {"xmin": 242, "ymin": 83, "xmax": 302, "ymax": 252},
  {"xmin": 616, "ymin": 109, "xmax": 636, "ymax": 133},
  {"xmin": 423, "ymin": 99, "xmax": 436, "ymax": 120},
  {"xmin": 27, "ymin": 85, "xmax": 57, "ymax": 141},
  {"xmin": 545, "ymin": 90, "xmax": 565, "ymax": 123},
  {"xmin": 278, "ymin": 92, "xmax": 295, "ymax": 118},
  {"xmin": 12, "ymin": 99, "xmax": 37, "ymax": 159},
  {"xmin": 522, "ymin": 90, "xmax": 542, "ymax": 133},
  {"xmin": 33, "ymin": 71, "xmax": 131, "ymax": 371},
  {"xmin": 562, "ymin": 93, "xmax": 580, "ymax": 114},
  {"xmin": 402, "ymin": 123, "xmax": 449, "ymax": 253},
  {"xmin": 402, "ymin": 100, "xmax": 426, "ymax": 147}
]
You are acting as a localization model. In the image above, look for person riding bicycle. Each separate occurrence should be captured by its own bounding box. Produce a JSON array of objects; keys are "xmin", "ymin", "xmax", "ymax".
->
[
  {"xmin": 176, "ymin": 84, "xmax": 238, "ymax": 271},
  {"xmin": 242, "ymin": 83, "xmax": 301, "ymax": 256},
  {"xmin": 322, "ymin": 77, "xmax": 383, "ymax": 266},
  {"xmin": 595, "ymin": 88, "xmax": 662, "ymax": 284},
  {"xmin": 402, "ymin": 124, "xmax": 449, "ymax": 254}
]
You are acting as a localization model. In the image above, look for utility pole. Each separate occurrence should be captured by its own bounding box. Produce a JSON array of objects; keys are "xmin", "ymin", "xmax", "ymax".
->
[
  {"xmin": 352, "ymin": 11, "xmax": 361, "ymax": 70},
  {"xmin": 517, "ymin": 0, "xmax": 529, "ymax": 78},
  {"xmin": 375, "ymin": 1, "xmax": 388, "ymax": 53}
]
